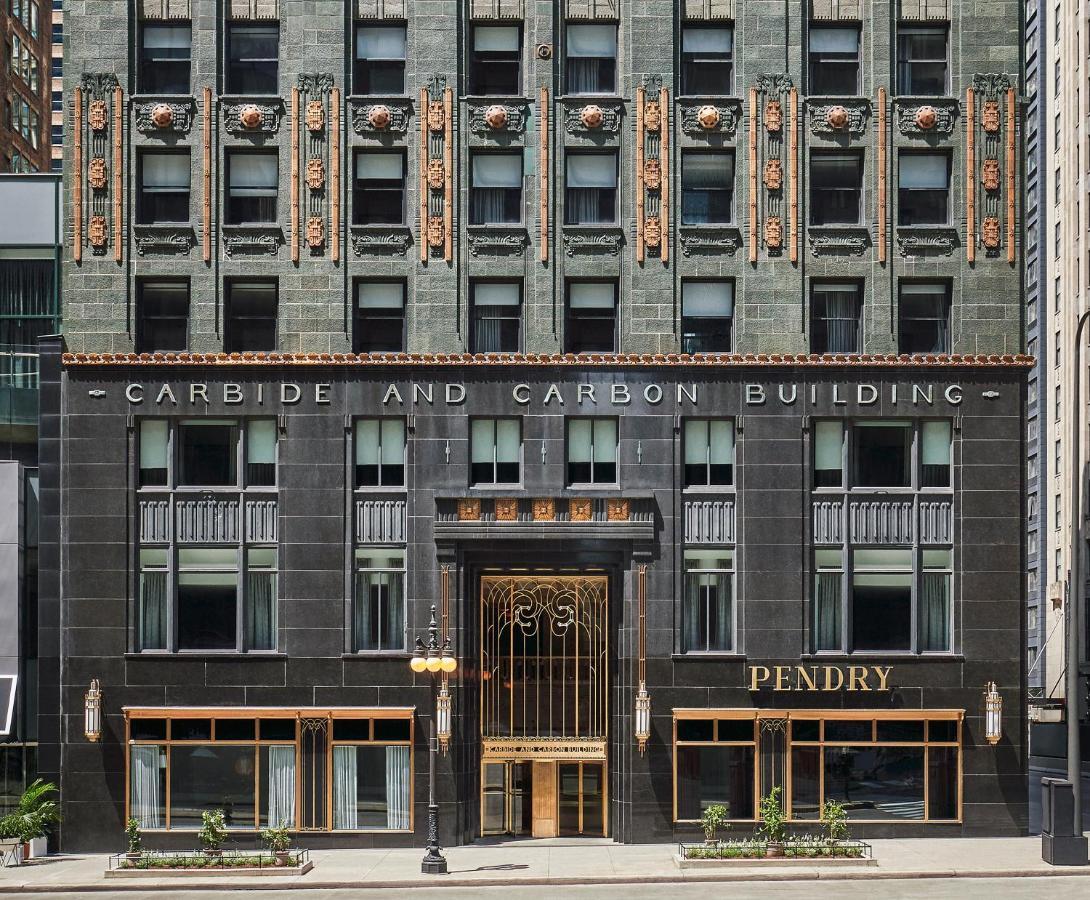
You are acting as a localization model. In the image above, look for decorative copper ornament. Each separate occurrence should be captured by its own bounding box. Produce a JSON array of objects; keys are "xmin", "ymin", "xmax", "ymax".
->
[
  {"xmin": 607, "ymin": 499, "xmax": 630, "ymax": 522},
  {"xmin": 825, "ymin": 105, "xmax": 849, "ymax": 129},
  {"xmin": 457, "ymin": 498, "xmax": 481, "ymax": 521},
  {"xmin": 764, "ymin": 215, "xmax": 783, "ymax": 249},
  {"xmin": 697, "ymin": 105, "xmax": 721, "ymax": 130},
  {"xmin": 88, "ymin": 100, "xmax": 108, "ymax": 132},
  {"xmin": 427, "ymin": 159, "xmax": 445, "ymax": 190},
  {"xmin": 151, "ymin": 104, "xmax": 174, "ymax": 128},
  {"xmin": 88, "ymin": 215, "xmax": 107, "ymax": 247},
  {"xmin": 569, "ymin": 498, "xmax": 592, "ymax": 522},
  {"xmin": 914, "ymin": 105, "xmax": 938, "ymax": 130},
  {"xmin": 580, "ymin": 104, "xmax": 604, "ymax": 129},
  {"xmin": 306, "ymin": 215, "xmax": 325, "ymax": 248},
  {"xmin": 305, "ymin": 100, "xmax": 325, "ymax": 132},
  {"xmin": 427, "ymin": 214, "xmax": 444, "ymax": 248},
  {"xmin": 494, "ymin": 499, "xmax": 518, "ymax": 521},
  {"xmin": 643, "ymin": 158, "xmax": 662, "ymax": 191},
  {"xmin": 982, "ymin": 216, "xmax": 1000, "ymax": 248},
  {"xmin": 484, "ymin": 105, "xmax": 508, "ymax": 130},
  {"xmin": 764, "ymin": 99, "xmax": 783, "ymax": 132},
  {"xmin": 644, "ymin": 101, "xmax": 661, "ymax": 132},
  {"xmin": 532, "ymin": 498, "xmax": 555, "ymax": 521},
  {"xmin": 428, "ymin": 101, "xmax": 446, "ymax": 132},
  {"xmin": 763, "ymin": 158, "xmax": 783, "ymax": 191},
  {"xmin": 239, "ymin": 105, "xmax": 263, "ymax": 129},
  {"xmin": 88, "ymin": 157, "xmax": 108, "ymax": 190},
  {"xmin": 982, "ymin": 158, "xmax": 1000, "ymax": 191},
  {"xmin": 367, "ymin": 105, "xmax": 391, "ymax": 130},
  {"xmin": 982, "ymin": 100, "xmax": 1000, "ymax": 133},
  {"xmin": 644, "ymin": 216, "xmax": 661, "ymax": 247},
  {"xmin": 306, "ymin": 157, "xmax": 325, "ymax": 190}
]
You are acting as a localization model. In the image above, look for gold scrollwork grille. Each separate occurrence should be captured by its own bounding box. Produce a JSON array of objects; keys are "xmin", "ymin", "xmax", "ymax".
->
[{"xmin": 481, "ymin": 576, "xmax": 608, "ymax": 740}]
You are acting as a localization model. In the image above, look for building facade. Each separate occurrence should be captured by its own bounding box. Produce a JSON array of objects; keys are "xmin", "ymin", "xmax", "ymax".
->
[
  {"xmin": 48, "ymin": 0, "xmax": 1027, "ymax": 850},
  {"xmin": 2, "ymin": 0, "xmax": 53, "ymax": 172}
]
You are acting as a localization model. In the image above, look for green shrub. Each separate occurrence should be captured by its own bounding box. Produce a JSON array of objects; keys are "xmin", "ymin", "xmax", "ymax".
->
[
  {"xmin": 261, "ymin": 823, "xmax": 292, "ymax": 852},
  {"xmin": 700, "ymin": 804, "xmax": 729, "ymax": 842},
  {"xmin": 124, "ymin": 818, "xmax": 142, "ymax": 854},
  {"xmin": 198, "ymin": 810, "xmax": 228, "ymax": 851},
  {"xmin": 757, "ymin": 786, "xmax": 787, "ymax": 844},
  {"xmin": 821, "ymin": 799, "xmax": 849, "ymax": 842}
]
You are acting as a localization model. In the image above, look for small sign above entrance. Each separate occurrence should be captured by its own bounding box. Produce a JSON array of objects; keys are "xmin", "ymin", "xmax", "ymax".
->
[
  {"xmin": 748, "ymin": 665, "xmax": 893, "ymax": 692},
  {"xmin": 482, "ymin": 738, "xmax": 608, "ymax": 761}
]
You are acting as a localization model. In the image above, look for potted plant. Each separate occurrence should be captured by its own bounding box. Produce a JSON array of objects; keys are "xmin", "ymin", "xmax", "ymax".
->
[
  {"xmin": 699, "ymin": 804, "xmax": 729, "ymax": 846},
  {"xmin": 260, "ymin": 823, "xmax": 293, "ymax": 867},
  {"xmin": 0, "ymin": 780, "xmax": 60, "ymax": 860},
  {"xmin": 821, "ymin": 799, "xmax": 849, "ymax": 848},
  {"xmin": 124, "ymin": 818, "xmax": 142, "ymax": 863},
  {"xmin": 758, "ymin": 786, "xmax": 787, "ymax": 858},
  {"xmin": 198, "ymin": 810, "xmax": 228, "ymax": 860}
]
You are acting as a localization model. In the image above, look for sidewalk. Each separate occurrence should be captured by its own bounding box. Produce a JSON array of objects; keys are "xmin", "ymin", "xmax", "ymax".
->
[{"xmin": 0, "ymin": 838, "xmax": 1088, "ymax": 892}]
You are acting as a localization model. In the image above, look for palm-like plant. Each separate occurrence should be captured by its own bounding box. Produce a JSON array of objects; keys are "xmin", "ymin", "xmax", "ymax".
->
[{"xmin": 0, "ymin": 780, "xmax": 60, "ymax": 843}]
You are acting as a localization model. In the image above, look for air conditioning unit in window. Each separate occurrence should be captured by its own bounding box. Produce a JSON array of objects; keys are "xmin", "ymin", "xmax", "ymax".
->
[{"xmin": 1048, "ymin": 581, "xmax": 1065, "ymax": 609}]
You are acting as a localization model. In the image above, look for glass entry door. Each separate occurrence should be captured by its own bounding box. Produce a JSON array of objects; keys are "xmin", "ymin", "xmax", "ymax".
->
[
  {"xmin": 481, "ymin": 761, "xmax": 532, "ymax": 835},
  {"xmin": 558, "ymin": 762, "xmax": 606, "ymax": 836}
]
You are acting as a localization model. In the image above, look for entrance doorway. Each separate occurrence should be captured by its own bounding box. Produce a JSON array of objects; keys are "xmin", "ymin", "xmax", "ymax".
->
[{"xmin": 480, "ymin": 759, "xmax": 607, "ymax": 837}]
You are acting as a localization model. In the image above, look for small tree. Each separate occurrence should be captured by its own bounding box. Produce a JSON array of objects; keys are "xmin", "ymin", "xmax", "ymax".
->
[
  {"xmin": 198, "ymin": 811, "xmax": 228, "ymax": 853},
  {"xmin": 261, "ymin": 823, "xmax": 292, "ymax": 853},
  {"xmin": 700, "ymin": 804, "xmax": 729, "ymax": 843},
  {"xmin": 757, "ymin": 786, "xmax": 787, "ymax": 845},
  {"xmin": 821, "ymin": 799, "xmax": 849, "ymax": 843},
  {"xmin": 125, "ymin": 818, "xmax": 142, "ymax": 855}
]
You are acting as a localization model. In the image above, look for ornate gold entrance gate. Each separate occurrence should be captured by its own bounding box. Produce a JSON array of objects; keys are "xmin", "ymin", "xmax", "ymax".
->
[{"xmin": 479, "ymin": 575, "xmax": 609, "ymax": 837}]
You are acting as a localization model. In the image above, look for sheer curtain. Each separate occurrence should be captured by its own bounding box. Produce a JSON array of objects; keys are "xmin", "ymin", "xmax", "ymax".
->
[
  {"xmin": 139, "ymin": 571, "xmax": 167, "ymax": 651},
  {"xmin": 920, "ymin": 572, "xmax": 950, "ymax": 651},
  {"xmin": 816, "ymin": 288, "xmax": 859, "ymax": 352},
  {"xmin": 566, "ymin": 24, "xmax": 616, "ymax": 93},
  {"xmin": 246, "ymin": 571, "xmax": 277, "ymax": 651},
  {"xmin": 471, "ymin": 154, "xmax": 521, "ymax": 224},
  {"xmin": 566, "ymin": 154, "xmax": 616, "ymax": 224},
  {"xmin": 333, "ymin": 746, "xmax": 358, "ymax": 830},
  {"xmin": 815, "ymin": 572, "xmax": 842, "ymax": 651},
  {"xmin": 266, "ymin": 745, "xmax": 296, "ymax": 828},
  {"xmin": 354, "ymin": 570, "xmax": 404, "ymax": 651},
  {"xmin": 130, "ymin": 745, "xmax": 163, "ymax": 828},
  {"xmin": 385, "ymin": 746, "xmax": 410, "ymax": 830}
]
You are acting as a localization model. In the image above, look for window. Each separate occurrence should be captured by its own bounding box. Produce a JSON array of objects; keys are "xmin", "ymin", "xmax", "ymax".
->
[
  {"xmin": 469, "ymin": 25, "xmax": 521, "ymax": 95},
  {"xmin": 808, "ymin": 25, "xmax": 860, "ymax": 95},
  {"xmin": 471, "ymin": 153, "xmax": 523, "ymax": 225},
  {"xmin": 683, "ymin": 419, "xmax": 734, "ymax": 487},
  {"xmin": 813, "ymin": 549, "xmax": 843, "ymax": 650},
  {"xmin": 851, "ymin": 549, "xmax": 919, "ymax": 651},
  {"xmin": 680, "ymin": 26, "xmax": 733, "ymax": 95},
  {"xmin": 565, "ymin": 152, "xmax": 617, "ymax": 224},
  {"xmin": 137, "ymin": 280, "xmax": 189, "ymax": 353},
  {"xmin": 138, "ymin": 420, "xmax": 169, "ymax": 487},
  {"xmin": 682, "ymin": 152, "xmax": 734, "ymax": 224},
  {"xmin": 674, "ymin": 716, "xmax": 756, "ymax": 821},
  {"xmin": 246, "ymin": 419, "xmax": 278, "ymax": 487},
  {"xmin": 138, "ymin": 153, "xmax": 190, "ymax": 224},
  {"xmin": 896, "ymin": 26, "xmax": 948, "ymax": 95},
  {"xmin": 471, "ymin": 281, "xmax": 521, "ymax": 353},
  {"xmin": 226, "ymin": 23, "xmax": 279, "ymax": 95},
  {"xmin": 354, "ymin": 281, "xmax": 405, "ymax": 353},
  {"xmin": 139, "ymin": 23, "xmax": 191, "ymax": 94},
  {"xmin": 898, "ymin": 153, "xmax": 950, "ymax": 225},
  {"xmin": 178, "ymin": 420, "xmax": 238, "ymax": 487},
  {"xmin": 225, "ymin": 281, "xmax": 277, "ymax": 352},
  {"xmin": 354, "ymin": 24, "xmax": 406, "ymax": 95},
  {"xmin": 810, "ymin": 282, "xmax": 862, "ymax": 354},
  {"xmin": 566, "ymin": 23, "xmax": 617, "ymax": 94},
  {"xmin": 682, "ymin": 550, "xmax": 735, "ymax": 652},
  {"xmin": 565, "ymin": 282, "xmax": 617, "ymax": 353},
  {"xmin": 471, "ymin": 418, "xmax": 521, "ymax": 485},
  {"xmin": 813, "ymin": 421, "xmax": 844, "ymax": 488},
  {"xmin": 681, "ymin": 281, "xmax": 733, "ymax": 353},
  {"xmin": 567, "ymin": 418, "xmax": 618, "ymax": 484},
  {"xmin": 920, "ymin": 420, "xmax": 953, "ymax": 487},
  {"xmin": 353, "ymin": 151, "xmax": 405, "ymax": 225},
  {"xmin": 354, "ymin": 419, "xmax": 405, "ymax": 488},
  {"xmin": 226, "ymin": 152, "xmax": 277, "ymax": 224},
  {"xmin": 853, "ymin": 421, "xmax": 911, "ymax": 487},
  {"xmin": 898, "ymin": 282, "xmax": 951, "ymax": 353},
  {"xmin": 810, "ymin": 153, "xmax": 862, "ymax": 225},
  {"xmin": 353, "ymin": 550, "xmax": 405, "ymax": 652}
]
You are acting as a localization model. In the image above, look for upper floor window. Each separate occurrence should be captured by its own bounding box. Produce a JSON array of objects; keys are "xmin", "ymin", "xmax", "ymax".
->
[
  {"xmin": 354, "ymin": 281, "xmax": 405, "ymax": 354},
  {"xmin": 814, "ymin": 419, "xmax": 952, "ymax": 491},
  {"xmin": 808, "ymin": 25, "xmax": 860, "ymax": 95},
  {"xmin": 353, "ymin": 549, "xmax": 406, "ymax": 652},
  {"xmin": 354, "ymin": 24, "xmax": 407, "ymax": 95},
  {"xmin": 139, "ymin": 23, "xmax": 192, "ymax": 94},
  {"xmin": 681, "ymin": 281, "xmax": 733, "ymax": 353},
  {"xmin": 470, "ymin": 25, "xmax": 521, "ymax": 95},
  {"xmin": 225, "ymin": 280, "xmax": 277, "ymax": 353},
  {"xmin": 226, "ymin": 152, "xmax": 278, "ymax": 224},
  {"xmin": 898, "ymin": 282, "xmax": 951, "ymax": 354},
  {"xmin": 898, "ymin": 153, "xmax": 951, "ymax": 225},
  {"xmin": 896, "ymin": 25, "xmax": 948, "ymax": 95},
  {"xmin": 471, "ymin": 418, "xmax": 521, "ymax": 485},
  {"xmin": 680, "ymin": 26, "xmax": 733, "ymax": 95},
  {"xmin": 683, "ymin": 419, "xmax": 735, "ymax": 488},
  {"xmin": 471, "ymin": 152, "xmax": 523, "ymax": 225},
  {"xmin": 137, "ymin": 152, "xmax": 190, "ymax": 224},
  {"xmin": 567, "ymin": 418, "xmax": 618, "ymax": 485},
  {"xmin": 355, "ymin": 418, "xmax": 406, "ymax": 488},
  {"xmin": 471, "ymin": 281, "xmax": 521, "ymax": 353},
  {"xmin": 137, "ymin": 280, "xmax": 189, "ymax": 354},
  {"xmin": 810, "ymin": 152, "xmax": 862, "ymax": 225},
  {"xmin": 565, "ymin": 152, "xmax": 617, "ymax": 225},
  {"xmin": 565, "ymin": 281, "xmax": 617, "ymax": 354},
  {"xmin": 681, "ymin": 151, "xmax": 734, "ymax": 225},
  {"xmin": 566, "ymin": 23, "xmax": 617, "ymax": 95},
  {"xmin": 353, "ymin": 151, "xmax": 405, "ymax": 225},
  {"xmin": 682, "ymin": 550, "xmax": 734, "ymax": 653},
  {"xmin": 810, "ymin": 282, "xmax": 861, "ymax": 354},
  {"xmin": 226, "ymin": 22, "xmax": 279, "ymax": 95},
  {"xmin": 138, "ymin": 417, "xmax": 277, "ymax": 492}
]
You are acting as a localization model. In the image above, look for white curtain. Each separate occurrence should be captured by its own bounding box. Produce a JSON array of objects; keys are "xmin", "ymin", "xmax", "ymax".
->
[
  {"xmin": 683, "ymin": 27, "xmax": 733, "ymax": 53},
  {"xmin": 143, "ymin": 25, "xmax": 190, "ymax": 50},
  {"xmin": 230, "ymin": 154, "xmax": 278, "ymax": 191},
  {"xmin": 566, "ymin": 24, "xmax": 616, "ymax": 57},
  {"xmin": 568, "ymin": 282, "xmax": 615, "ymax": 309},
  {"xmin": 266, "ymin": 745, "xmax": 296, "ymax": 828},
  {"xmin": 142, "ymin": 154, "xmax": 190, "ymax": 191},
  {"xmin": 333, "ymin": 746, "xmax": 358, "ymax": 830},
  {"xmin": 682, "ymin": 281, "xmax": 733, "ymax": 318},
  {"xmin": 810, "ymin": 27, "xmax": 859, "ymax": 53},
  {"xmin": 814, "ymin": 287, "xmax": 860, "ymax": 353},
  {"xmin": 900, "ymin": 154, "xmax": 949, "ymax": 188},
  {"xmin": 356, "ymin": 153, "xmax": 403, "ymax": 181},
  {"xmin": 815, "ymin": 421, "xmax": 844, "ymax": 476},
  {"xmin": 472, "ymin": 154, "xmax": 522, "ymax": 223},
  {"xmin": 566, "ymin": 154, "xmax": 616, "ymax": 223},
  {"xmin": 130, "ymin": 745, "xmax": 163, "ymax": 829},
  {"xmin": 356, "ymin": 26, "xmax": 406, "ymax": 60},
  {"xmin": 358, "ymin": 282, "xmax": 404, "ymax": 309},
  {"xmin": 474, "ymin": 26, "xmax": 519, "ymax": 51},
  {"xmin": 385, "ymin": 746, "xmax": 411, "ymax": 830}
]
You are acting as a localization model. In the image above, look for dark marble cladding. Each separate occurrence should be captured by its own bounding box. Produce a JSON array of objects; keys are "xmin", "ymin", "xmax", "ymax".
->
[{"xmin": 45, "ymin": 363, "xmax": 1027, "ymax": 848}]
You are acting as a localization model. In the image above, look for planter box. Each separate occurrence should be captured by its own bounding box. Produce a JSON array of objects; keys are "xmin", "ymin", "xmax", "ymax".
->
[
  {"xmin": 106, "ymin": 860, "xmax": 313, "ymax": 878},
  {"xmin": 28, "ymin": 837, "xmax": 48, "ymax": 859},
  {"xmin": 674, "ymin": 853, "xmax": 876, "ymax": 870}
]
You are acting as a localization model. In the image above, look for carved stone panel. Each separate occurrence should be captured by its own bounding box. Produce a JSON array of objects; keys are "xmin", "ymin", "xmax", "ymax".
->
[
  {"xmin": 808, "ymin": 227, "xmax": 870, "ymax": 256},
  {"xmin": 470, "ymin": 102, "xmax": 528, "ymax": 134},
  {"xmin": 680, "ymin": 102, "xmax": 739, "ymax": 135},
  {"xmin": 763, "ymin": 159, "xmax": 783, "ymax": 190},
  {"xmin": 88, "ymin": 215, "xmax": 108, "ymax": 248},
  {"xmin": 533, "ymin": 498, "xmax": 555, "ymax": 521},
  {"xmin": 764, "ymin": 216, "xmax": 783, "ymax": 249},
  {"xmin": 306, "ymin": 157, "xmax": 325, "ymax": 190},
  {"xmin": 134, "ymin": 100, "xmax": 195, "ymax": 134},
  {"xmin": 222, "ymin": 101, "xmax": 282, "ymax": 135},
  {"xmin": 563, "ymin": 102, "xmax": 620, "ymax": 134},
  {"xmin": 897, "ymin": 101, "xmax": 958, "ymax": 135},
  {"xmin": 352, "ymin": 100, "xmax": 411, "ymax": 135},
  {"xmin": 133, "ymin": 225, "xmax": 197, "ymax": 257},
  {"xmin": 644, "ymin": 158, "xmax": 662, "ymax": 190},
  {"xmin": 644, "ymin": 101, "xmax": 661, "ymax": 132},
  {"xmin": 427, "ymin": 215, "xmax": 445, "ymax": 248},
  {"xmin": 428, "ymin": 159, "xmax": 445, "ymax": 190},
  {"xmin": 306, "ymin": 100, "xmax": 325, "ymax": 132},
  {"xmin": 88, "ymin": 100, "xmax": 108, "ymax": 132},
  {"xmin": 896, "ymin": 227, "xmax": 958, "ymax": 257},
  {"xmin": 607, "ymin": 499, "xmax": 630, "ymax": 521},
  {"xmin": 562, "ymin": 228, "xmax": 622, "ymax": 256},
  {"xmin": 764, "ymin": 100, "xmax": 783, "ymax": 132},
  {"xmin": 495, "ymin": 498, "xmax": 518, "ymax": 521},
  {"xmin": 982, "ymin": 216, "xmax": 1000, "ymax": 249},
  {"xmin": 88, "ymin": 157, "xmax": 108, "ymax": 190},
  {"xmin": 809, "ymin": 101, "xmax": 870, "ymax": 135},
  {"xmin": 680, "ymin": 228, "xmax": 742, "ymax": 257},
  {"xmin": 982, "ymin": 158, "xmax": 1000, "ymax": 191},
  {"xmin": 644, "ymin": 216, "xmax": 661, "ymax": 247},
  {"xmin": 222, "ymin": 226, "xmax": 283, "ymax": 257},
  {"xmin": 350, "ymin": 226, "xmax": 412, "ymax": 256},
  {"xmin": 458, "ymin": 498, "xmax": 481, "ymax": 521},
  {"xmin": 428, "ymin": 101, "xmax": 446, "ymax": 132},
  {"xmin": 982, "ymin": 100, "xmax": 1000, "ymax": 133},
  {"xmin": 467, "ymin": 228, "xmax": 528, "ymax": 257},
  {"xmin": 306, "ymin": 215, "xmax": 325, "ymax": 249},
  {"xmin": 569, "ymin": 498, "xmax": 593, "ymax": 522}
]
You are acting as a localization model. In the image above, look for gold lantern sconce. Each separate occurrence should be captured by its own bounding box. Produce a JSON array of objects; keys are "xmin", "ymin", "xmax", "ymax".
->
[
  {"xmin": 634, "ymin": 564, "xmax": 651, "ymax": 755},
  {"xmin": 437, "ymin": 683, "xmax": 453, "ymax": 755},
  {"xmin": 84, "ymin": 678, "xmax": 103, "ymax": 743},
  {"xmin": 984, "ymin": 681, "xmax": 1002, "ymax": 745}
]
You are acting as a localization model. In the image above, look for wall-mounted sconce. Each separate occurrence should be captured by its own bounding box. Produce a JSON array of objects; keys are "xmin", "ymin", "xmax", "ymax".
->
[
  {"xmin": 984, "ymin": 681, "xmax": 1002, "ymax": 745},
  {"xmin": 635, "ymin": 564, "xmax": 651, "ymax": 755},
  {"xmin": 84, "ymin": 679, "xmax": 102, "ymax": 742}
]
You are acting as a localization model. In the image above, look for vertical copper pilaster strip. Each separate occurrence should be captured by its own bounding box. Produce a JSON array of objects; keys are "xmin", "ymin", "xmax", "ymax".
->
[
  {"xmin": 966, "ymin": 87, "xmax": 975, "ymax": 263},
  {"xmin": 331, "ymin": 87, "xmax": 341, "ymax": 263},
  {"xmin": 73, "ymin": 88, "xmax": 83, "ymax": 263},
  {"xmin": 290, "ymin": 87, "xmax": 300, "ymax": 265},
  {"xmin": 789, "ymin": 88, "xmax": 798, "ymax": 265},
  {"xmin": 419, "ymin": 87, "xmax": 428, "ymax": 264},
  {"xmin": 878, "ymin": 87, "xmax": 887, "ymax": 264},
  {"xmin": 202, "ymin": 87, "xmax": 212, "ymax": 263},
  {"xmin": 659, "ymin": 87, "xmax": 669, "ymax": 264},
  {"xmin": 1006, "ymin": 87, "xmax": 1016, "ymax": 263},
  {"xmin": 540, "ymin": 86, "xmax": 549, "ymax": 263},
  {"xmin": 637, "ymin": 564, "xmax": 646, "ymax": 687},
  {"xmin": 748, "ymin": 87, "xmax": 758, "ymax": 263},
  {"xmin": 636, "ymin": 86, "xmax": 646, "ymax": 264},
  {"xmin": 440, "ymin": 563, "xmax": 450, "ymax": 691},
  {"xmin": 113, "ymin": 86, "xmax": 123, "ymax": 264},
  {"xmin": 444, "ymin": 86, "xmax": 453, "ymax": 263}
]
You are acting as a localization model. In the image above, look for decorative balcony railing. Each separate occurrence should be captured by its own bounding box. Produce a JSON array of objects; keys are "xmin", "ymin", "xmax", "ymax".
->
[
  {"xmin": 812, "ymin": 492, "xmax": 953, "ymax": 546},
  {"xmin": 138, "ymin": 492, "xmax": 278, "ymax": 544}
]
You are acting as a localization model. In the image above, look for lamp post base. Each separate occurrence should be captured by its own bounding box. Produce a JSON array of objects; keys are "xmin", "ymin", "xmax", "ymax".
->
[
  {"xmin": 1043, "ymin": 833, "xmax": 1089, "ymax": 867},
  {"xmin": 421, "ymin": 853, "xmax": 448, "ymax": 875}
]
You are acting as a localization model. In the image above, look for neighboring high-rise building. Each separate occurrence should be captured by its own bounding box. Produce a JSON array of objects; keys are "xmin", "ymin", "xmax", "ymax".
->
[
  {"xmin": 1, "ymin": 0, "xmax": 53, "ymax": 172},
  {"xmin": 45, "ymin": 1, "xmax": 1027, "ymax": 850},
  {"xmin": 50, "ymin": 0, "xmax": 64, "ymax": 172}
]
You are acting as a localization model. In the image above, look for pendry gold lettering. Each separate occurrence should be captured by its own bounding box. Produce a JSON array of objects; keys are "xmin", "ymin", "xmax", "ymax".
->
[{"xmin": 749, "ymin": 665, "xmax": 894, "ymax": 692}]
